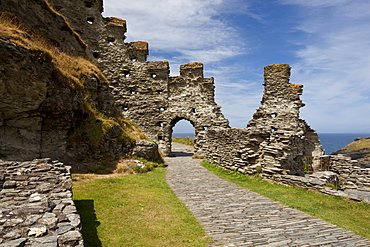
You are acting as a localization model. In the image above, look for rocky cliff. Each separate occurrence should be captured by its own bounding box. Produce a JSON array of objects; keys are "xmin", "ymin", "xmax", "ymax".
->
[
  {"xmin": 331, "ymin": 137, "xmax": 370, "ymax": 168},
  {"xmin": 0, "ymin": 1, "xmax": 159, "ymax": 169}
]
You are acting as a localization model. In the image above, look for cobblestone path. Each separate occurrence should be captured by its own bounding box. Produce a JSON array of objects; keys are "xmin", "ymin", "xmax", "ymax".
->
[{"xmin": 165, "ymin": 143, "xmax": 370, "ymax": 246}]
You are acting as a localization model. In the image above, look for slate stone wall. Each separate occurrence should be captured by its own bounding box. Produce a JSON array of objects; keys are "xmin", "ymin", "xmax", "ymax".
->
[
  {"xmin": 0, "ymin": 158, "xmax": 83, "ymax": 247},
  {"xmin": 197, "ymin": 64, "xmax": 323, "ymax": 176},
  {"xmin": 328, "ymin": 155, "xmax": 370, "ymax": 191}
]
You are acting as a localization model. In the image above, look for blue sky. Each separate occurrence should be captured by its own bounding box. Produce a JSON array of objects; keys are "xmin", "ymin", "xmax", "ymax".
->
[{"xmin": 103, "ymin": 0, "xmax": 370, "ymax": 134}]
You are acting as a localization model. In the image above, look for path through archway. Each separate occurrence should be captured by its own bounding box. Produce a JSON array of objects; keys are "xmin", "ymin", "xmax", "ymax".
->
[{"xmin": 170, "ymin": 119, "xmax": 195, "ymax": 156}]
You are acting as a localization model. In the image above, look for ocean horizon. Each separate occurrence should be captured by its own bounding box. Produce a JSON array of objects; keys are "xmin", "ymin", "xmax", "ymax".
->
[{"xmin": 173, "ymin": 132, "xmax": 370, "ymax": 155}]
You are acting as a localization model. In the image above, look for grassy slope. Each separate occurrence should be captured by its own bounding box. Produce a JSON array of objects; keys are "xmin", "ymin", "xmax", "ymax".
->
[
  {"xmin": 172, "ymin": 137, "xmax": 194, "ymax": 146},
  {"xmin": 343, "ymin": 138, "xmax": 370, "ymax": 151},
  {"xmin": 73, "ymin": 168, "xmax": 210, "ymax": 247},
  {"xmin": 201, "ymin": 161, "xmax": 370, "ymax": 239}
]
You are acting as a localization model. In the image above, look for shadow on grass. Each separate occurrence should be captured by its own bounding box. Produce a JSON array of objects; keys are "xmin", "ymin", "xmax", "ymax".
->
[{"xmin": 74, "ymin": 200, "xmax": 102, "ymax": 247}]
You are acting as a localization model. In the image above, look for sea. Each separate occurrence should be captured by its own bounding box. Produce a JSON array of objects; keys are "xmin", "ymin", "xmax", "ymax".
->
[{"xmin": 173, "ymin": 133, "xmax": 370, "ymax": 155}]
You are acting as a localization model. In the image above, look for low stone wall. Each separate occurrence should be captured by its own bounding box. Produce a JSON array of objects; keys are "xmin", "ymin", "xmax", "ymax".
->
[
  {"xmin": 196, "ymin": 127, "xmax": 320, "ymax": 177},
  {"xmin": 328, "ymin": 155, "xmax": 370, "ymax": 191},
  {"xmin": 0, "ymin": 158, "xmax": 83, "ymax": 247},
  {"xmin": 270, "ymin": 155, "xmax": 370, "ymax": 203},
  {"xmin": 196, "ymin": 128, "xmax": 270, "ymax": 174}
]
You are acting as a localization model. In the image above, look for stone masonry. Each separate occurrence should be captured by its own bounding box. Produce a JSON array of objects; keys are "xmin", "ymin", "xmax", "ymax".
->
[
  {"xmin": 0, "ymin": 158, "xmax": 83, "ymax": 247},
  {"xmin": 196, "ymin": 64, "xmax": 323, "ymax": 176},
  {"xmin": 48, "ymin": 0, "xmax": 229, "ymax": 156}
]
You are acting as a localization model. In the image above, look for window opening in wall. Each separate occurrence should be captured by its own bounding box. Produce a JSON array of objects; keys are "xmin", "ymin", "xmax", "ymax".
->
[
  {"xmin": 192, "ymin": 108, "xmax": 197, "ymax": 113},
  {"xmin": 123, "ymin": 106, "xmax": 128, "ymax": 111},
  {"xmin": 271, "ymin": 113, "xmax": 277, "ymax": 118},
  {"xmin": 130, "ymin": 90, "xmax": 135, "ymax": 94},
  {"xmin": 158, "ymin": 122, "xmax": 164, "ymax": 127},
  {"xmin": 158, "ymin": 136, "xmax": 163, "ymax": 140},
  {"xmin": 203, "ymin": 126, "xmax": 208, "ymax": 131},
  {"xmin": 123, "ymin": 71, "xmax": 130, "ymax": 78},
  {"xmin": 93, "ymin": 52, "xmax": 99, "ymax": 58},
  {"xmin": 84, "ymin": 1, "xmax": 93, "ymax": 7},
  {"xmin": 151, "ymin": 73, "xmax": 157, "ymax": 78},
  {"xmin": 159, "ymin": 107, "xmax": 165, "ymax": 112},
  {"xmin": 172, "ymin": 120, "xmax": 195, "ymax": 152},
  {"xmin": 107, "ymin": 37, "xmax": 115, "ymax": 44},
  {"xmin": 131, "ymin": 58, "xmax": 137, "ymax": 62},
  {"xmin": 87, "ymin": 18, "xmax": 94, "ymax": 25},
  {"xmin": 157, "ymin": 90, "xmax": 163, "ymax": 94},
  {"xmin": 271, "ymin": 128, "xmax": 277, "ymax": 132}
]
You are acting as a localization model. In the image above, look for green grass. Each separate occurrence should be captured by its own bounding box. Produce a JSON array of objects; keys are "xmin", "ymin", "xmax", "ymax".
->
[
  {"xmin": 73, "ymin": 168, "xmax": 210, "ymax": 247},
  {"xmin": 342, "ymin": 137, "xmax": 370, "ymax": 151},
  {"xmin": 172, "ymin": 137, "xmax": 194, "ymax": 146},
  {"xmin": 201, "ymin": 161, "xmax": 370, "ymax": 239}
]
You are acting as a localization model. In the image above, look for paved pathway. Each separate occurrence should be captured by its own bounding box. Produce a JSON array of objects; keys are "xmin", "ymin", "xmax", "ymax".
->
[{"xmin": 165, "ymin": 143, "xmax": 370, "ymax": 247}]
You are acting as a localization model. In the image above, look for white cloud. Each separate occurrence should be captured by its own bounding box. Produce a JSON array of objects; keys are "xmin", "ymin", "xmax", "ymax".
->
[
  {"xmin": 282, "ymin": 0, "xmax": 370, "ymax": 133},
  {"xmin": 103, "ymin": 0, "xmax": 258, "ymax": 131},
  {"xmin": 279, "ymin": 0, "xmax": 350, "ymax": 7},
  {"xmin": 103, "ymin": 0, "xmax": 247, "ymax": 64}
]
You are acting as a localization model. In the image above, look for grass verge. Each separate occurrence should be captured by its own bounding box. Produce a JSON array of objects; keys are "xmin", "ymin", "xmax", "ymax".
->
[
  {"xmin": 201, "ymin": 161, "xmax": 370, "ymax": 239},
  {"xmin": 172, "ymin": 137, "xmax": 194, "ymax": 146},
  {"xmin": 73, "ymin": 168, "xmax": 210, "ymax": 246}
]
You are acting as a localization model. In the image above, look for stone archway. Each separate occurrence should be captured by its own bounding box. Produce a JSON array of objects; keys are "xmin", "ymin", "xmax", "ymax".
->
[
  {"xmin": 168, "ymin": 117, "xmax": 198, "ymax": 156},
  {"xmin": 50, "ymin": 2, "xmax": 230, "ymax": 156}
]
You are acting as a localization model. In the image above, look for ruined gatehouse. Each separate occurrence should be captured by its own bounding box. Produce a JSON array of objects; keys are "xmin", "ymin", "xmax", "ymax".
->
[{"xmin": 49, "ymin": 0, "xmax": 229, "ymax": 156}]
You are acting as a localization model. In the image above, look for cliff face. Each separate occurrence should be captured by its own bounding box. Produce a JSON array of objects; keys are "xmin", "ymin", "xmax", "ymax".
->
[
  {"xmin": 331, "ymin": 137, "xmax": 370, "ymax": 168},
  {"xmin": 1, "ymin": 0, "xmax": 87, "ymax": 55},
  {"xmin": 0, "ymin": 2, "xmax": 154, "ymax": 166}
]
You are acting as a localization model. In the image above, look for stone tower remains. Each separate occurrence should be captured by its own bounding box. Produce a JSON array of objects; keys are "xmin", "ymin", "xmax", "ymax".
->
[{"xmin": 196, "ymin": 64, "xmax": 323, "ymax": 176}]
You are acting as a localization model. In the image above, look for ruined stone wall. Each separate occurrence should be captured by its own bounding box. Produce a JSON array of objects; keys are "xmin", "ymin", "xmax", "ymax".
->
[
  {"xmin": 197, "ymin": 64, "xmax": 323, "ymax": 176},
  {"xmin": 327, "ymin": 155, "xmax": 370, "ymax": 191},
  {"xmin": 49, "ymin": 0, "xmax": 229, "ymax": 156},
  {"xmin": 0, "ymin": 158, "xmax": 83, "ymax": 246},
  {"xmin": 270, "ymin": 155, "xmax": 370, "ymax": 203}
]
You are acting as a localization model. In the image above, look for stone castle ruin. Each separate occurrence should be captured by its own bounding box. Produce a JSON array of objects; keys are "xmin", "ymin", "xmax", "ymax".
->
[
  {"xmin": 48, "ymin": 0, "xmax": 229, "ymax": 156},
  {"xmin": 47, "ymin": 1, "xmax": 324, "ymax": 172},
  {"xmin": 1, "ymin": 0, "xmax": 370, "ymax": 245},
  {"xmin": 1, "ymin": 0, "xmax": 367, "ymax": 185}
]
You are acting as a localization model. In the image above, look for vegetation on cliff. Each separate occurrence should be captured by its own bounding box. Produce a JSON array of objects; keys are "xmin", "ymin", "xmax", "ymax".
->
[
  {"xmin": 332, "ymin": 137, "xmax": 370, "ymax": 167},
  {"xmin": 0, "ymin": 11, "xmax": 149, "ymax": 165}
]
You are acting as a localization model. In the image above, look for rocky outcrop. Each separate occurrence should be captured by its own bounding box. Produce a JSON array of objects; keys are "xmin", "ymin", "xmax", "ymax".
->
[
  {"xmin": 0, "ymin": 3, "xmax": 159, "ymax": 165},
  {"xmin": 131, "ymin": 140, "xmax": 163, "ymax": 163},
  {"xmin": 331, "ymin": 137, "xmax": 370, "ymax": 168},
  {"xmin": 0, "ymin": 158, "xmax": 83, "ymax": 246},
  {"xmin": 0, "ymin": 35, "xmax": 135, "ymax": 163},
  {"xmin": 0, "ymin": 0, "xmax": 87, "ymax": 56}
]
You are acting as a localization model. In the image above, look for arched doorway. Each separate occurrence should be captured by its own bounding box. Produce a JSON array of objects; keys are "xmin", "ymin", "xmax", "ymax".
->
[
  {"xmin": 169, "ymin": 118, "xmax": 197, "ymax": 156},
  {"xmin": 172, "ymin": 119, "xmax": 195, "ymax": 139},
  {"xmin": 170, "ymin": 119, "xmax": 195, "ymax": 157}
]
